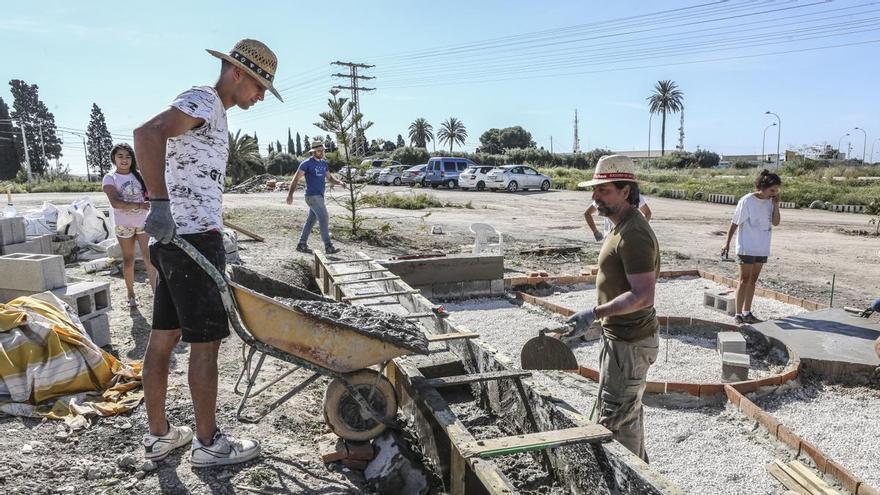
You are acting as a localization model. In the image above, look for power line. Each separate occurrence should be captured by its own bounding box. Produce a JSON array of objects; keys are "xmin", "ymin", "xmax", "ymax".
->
[{"xmin": 331, "ymin": 61, "xmax": 375, "ymax": 157}]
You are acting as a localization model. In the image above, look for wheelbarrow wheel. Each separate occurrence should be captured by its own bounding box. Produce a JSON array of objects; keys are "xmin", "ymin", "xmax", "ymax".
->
[{"xmin": 323, "ymin": 369, "xmax": 397, "ymax": 441}]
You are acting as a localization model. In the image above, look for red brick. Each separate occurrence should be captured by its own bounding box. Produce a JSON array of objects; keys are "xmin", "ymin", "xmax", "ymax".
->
[
  {"xmin": 699, "ymin": 383, "xmax": 724, "ymax": 397},
  {"xmin": 825, "ymin": 460, "xmax": 860, "ymax": 493},
  {"xmin": 799, "ymin": 440, "xmax": 828, "ymax": 473},
  {"xmin": 779, "ymin": 367, "xmax": 799, "ymax": 383},
  {"xmin": 318, "ymin": 433, "xmax": 347, "ymax": 463},
  {"xmin": 858, "ymin": 482, "xmax": 880, "ymax": 495},
  {"xmin": 731, "ymin": 380, "xmax": 762, "ymax": 394},
  {"xmin": 341, "ymin": 458, "xmax": 369, "ymax": 470},
  {"xmin": 723, "ymin": 385, "xmax": 742, "ymax": 406},
  {"xmin": 537, "ymin": 271, "xmax": 549, "ymax": 277},
  {"xmin": 578, "ymin": 366, "xmax": 600, "ymax": 381},
  {"xmin": 645, "ymin": 381, "xmax": 667, "ymax": 394},
  {"xmin": 738, "ymin": 397, "xmax": 760, "ymax": 418},
  {"xmin": 666, "ymin": 382, "xmax": 700, "ymax": 396},
  {"xmin": 776, "ymin": 425, "xmax": 801, "ymax": 452},
  {"xmin": 345, "ymin": 440, "xmax": 376, "ymax": 461},
  {"xmin": 754, "ymin": 410, "xmax": 780, "ymax": 436}
]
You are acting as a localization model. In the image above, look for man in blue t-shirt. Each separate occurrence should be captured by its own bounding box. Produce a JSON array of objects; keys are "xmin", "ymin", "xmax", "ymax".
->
[{"xmin": 286, "ymin": 139, "xmax": 345, "ymax": 253}]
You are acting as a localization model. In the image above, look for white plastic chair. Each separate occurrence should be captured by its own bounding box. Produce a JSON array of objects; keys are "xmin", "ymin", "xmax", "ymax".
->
[{"xmin": 470, "ymin": 223, "xmax": 503, "ymax": 254}]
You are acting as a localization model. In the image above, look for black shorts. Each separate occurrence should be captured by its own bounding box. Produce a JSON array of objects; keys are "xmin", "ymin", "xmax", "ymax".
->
[
  {"xmin": 737, "ymin": 255, "xmax": 768, "ymax": 265},
  {"xmin": 150, "ymin": 231, "xmax": 230, "ymax": 343}
]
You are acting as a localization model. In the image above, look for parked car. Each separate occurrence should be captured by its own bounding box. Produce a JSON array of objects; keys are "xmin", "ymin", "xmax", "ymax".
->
[
  {"xmin": 486, "ymin": 165, "xmax": 552, "ymax": 192},
  {"xmin": 337, "ymin": 166, "xmax": 361, "ymax": 182},
  {"xmin": 424, "ymin": 157, "xmax": 477, "ymax": 189},
  {"xmin": 458, "ymin": 165, "xmax": 498, "ymax": 191},
  {"xmin": 361, "ymin": 159, "xmax": 401, "ymax": 184},
  {"xmin": 400, "ymin": 164, "xmax": 427, "ymax": 186},
  {"xmin": 378, "ymin": 164, "xmax": 410, "ymax": 185}
]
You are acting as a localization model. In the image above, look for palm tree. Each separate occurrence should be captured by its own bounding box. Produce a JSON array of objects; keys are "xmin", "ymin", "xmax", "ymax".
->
[
  {"xmin": 407, "ymin": 118, "xmax": 433, "ymax": 148},
  {"xmin": 646, "ymin": 80, "xmax": 684, "ymax": 156},
  {"xmin": 437, "ymin": 117, "xmax": 467, "ymax": 153},
  {"xmin": 226, "ymin": 129, "xmax": 263, "ymax": 183}
]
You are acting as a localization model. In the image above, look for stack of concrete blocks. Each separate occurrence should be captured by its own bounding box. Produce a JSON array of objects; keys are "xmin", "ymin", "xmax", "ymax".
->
[
  {"xmin": 0, "ymin": 216, "xmax": 53, "ymax": 255},
  {"xmin": 707, "ymin": 193, "xmax": 737, "ymax": 205},
  {"xmin": 0, "ymin": 252, "xmax": 112, "ymax": 347},
  {"xmin": 717, "ymin": 331, "xmax": 750, "ymax": 382},
  {"xmin": 704, "ymin": 288, "xmax": 736, "ymax": 315},
  {"xmin": 379, "ymin": 253, "xmax": 504, "ymax": 301},
  {"xmin": 830, "ymin": 204, "xmax": 866, "ymax": 214}
]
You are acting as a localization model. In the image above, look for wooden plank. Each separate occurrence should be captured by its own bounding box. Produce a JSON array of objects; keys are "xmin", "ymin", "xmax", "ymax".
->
[
  {"xmin": 403, "ymin": 312, "xmax": 436, "ymax": 319},
  {"xmin": 342, "ymin": 289, "xmax": 420, "ymax": 302},
  {"xmin": 767, "ymin": 461, "xmax": 811, "ymax": 495},
  {"xmin": 426, "ymin": 370, "xmax": 532, "ymax": 388},
  {"xmin": 325, "ymin": 258, "xmax": 373, "ymax": 265},
  {"xmin": 458, "ymin": 425, "xmax": 612, "ymax": 459},
  {"xmin": 450, "ymin": 444, "xmax": 466, "ymax": 495},
  {"xmin": 222, "ymin": 219, "xmax": 264, "ymax": 242},
  {"xmin": 332, "ymin": 268, "xmax": 389, "ymax": 277},
  {"xmin": 333, "ymin": 275, "xmax": 400, "ymax": 286},
  {"xmin": 788, "ymin": 461, "xmax": 839, "ymax": 495},
  {"xmin": 426, "ymin": 332, "xmax": 480, "ymax": 342}
]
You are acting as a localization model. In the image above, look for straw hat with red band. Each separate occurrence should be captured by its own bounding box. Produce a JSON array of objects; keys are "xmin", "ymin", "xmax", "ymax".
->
[
  {"xmin": 577, "ymin": 154, "xmax": 637, "ymax": 188},
  {"xmin": 207, "ymin": 39, "xmax": 283, "ymax": 102}
]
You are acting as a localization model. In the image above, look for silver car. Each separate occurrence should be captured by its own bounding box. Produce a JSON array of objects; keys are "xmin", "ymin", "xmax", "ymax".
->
[
  {"xmin": 486, "ymin": 165, "xmax": 552, "ymax": 192},
  {"xmin": 378, "ymin": 164, "xmax": 411, "ymax": 186},
  {"xmin": 400, "ymin": 164, "xmax": 427, "ymax": 186}
]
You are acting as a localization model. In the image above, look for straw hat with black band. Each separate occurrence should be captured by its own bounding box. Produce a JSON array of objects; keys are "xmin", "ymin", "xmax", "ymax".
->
[
  {"xmin": 577, "ymin": 154, "xmax": 638, "ymax": 189},
  {"xmin": 309, "ymin": 139, "xmax": 325, "ymax": 153},
  {"xmin": 207, "ymin": 39, "xmax": 283, "ymax": 102}
]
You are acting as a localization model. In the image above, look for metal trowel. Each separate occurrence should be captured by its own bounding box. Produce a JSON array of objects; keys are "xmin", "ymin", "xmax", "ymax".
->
[{"xmin": 520, "ymin": 324, "xmax": 580, "ymax": 370}]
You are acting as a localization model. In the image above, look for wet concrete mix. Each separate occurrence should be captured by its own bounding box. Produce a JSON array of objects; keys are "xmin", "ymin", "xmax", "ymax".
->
[{"xmin": 275, "ymin": 299, "xmax": 430, "ymax": 355}]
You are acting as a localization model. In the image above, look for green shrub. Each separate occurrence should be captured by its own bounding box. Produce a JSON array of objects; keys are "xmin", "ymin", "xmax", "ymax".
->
[
  {"xmin": 360, "ymin": 192, "xmax": 444, "ymax": 209},
  {"xmin": 265, "ymin": 152, "xmax": 299, "ymax": 175},
  {"xmin": 391, "ymin": 146, "xmax": 430, "ymax": 165}
]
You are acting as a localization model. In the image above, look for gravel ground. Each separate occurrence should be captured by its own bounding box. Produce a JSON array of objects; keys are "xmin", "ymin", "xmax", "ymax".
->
[
  {"xmin": 542, "ymin": 276, "xmax": 806, "ymax": 326},
  {"xmin": 754, "ymin": 379, "xmax": 880, "ymax": 489}
]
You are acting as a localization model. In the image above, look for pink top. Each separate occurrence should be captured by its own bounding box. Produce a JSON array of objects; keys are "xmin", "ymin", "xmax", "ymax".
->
[{"xmin": 102, "ymin": 172, "xmax": 148, "ymax": 228}]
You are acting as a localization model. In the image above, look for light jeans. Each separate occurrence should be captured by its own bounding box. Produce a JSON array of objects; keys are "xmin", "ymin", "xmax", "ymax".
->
[
  {"xmin": 299, "ymin": 195, "xmax": 332, "ymax": 248},
  {"xmin": 597, "ymin": 331, "xmax": 659, "ymax": 461}
]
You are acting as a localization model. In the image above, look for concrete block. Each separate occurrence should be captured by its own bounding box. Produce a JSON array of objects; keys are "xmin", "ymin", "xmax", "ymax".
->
[
  {"xmin": 28, "ymin": 234, "xmax": 53, "ymax": 254},
  {"xmin": 81, "ymin": 313, "xmax": 111, "ymax": 348},
  {"xmin": 716, "ymin": 331, "xmax": 747, "ymax": 354},
  {"xmin": 721, "ymin": 351, "xmax": 750, "ymax": 382},
  {"xmin": 0, "ymin": 253, "xmax": 66, "ymax": 291},
  {"xmin": 0, "ymin": 217, "xmax": 26, "ymax": 246},
  {"xmin": 704, "ymin": 289, "xmax": 736, "ymax": 315},
  {"xmin": 460, "ymin": 280, "xmax": 491, "ymax": 298},
  {"xmin": 430, "ymin": 282, "xmax": 462, "ymax": 301},
  {"xmin": 0, "ymin": 287, "xmax": 35, "ymax": 303},
  {"xmin": 51, "ymin": 281, "xmax": 111, "ymax": 319},
  {"xmin": 490, "ymin": 278, "xmax": 505, "ymax": 295},
  {"xmin": 1, "ymin": 235, "xmax": 52, "ymax": 255}
]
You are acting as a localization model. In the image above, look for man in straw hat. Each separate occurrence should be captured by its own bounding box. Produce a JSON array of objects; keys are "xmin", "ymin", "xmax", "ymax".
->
[
  {"xmin": 285, "ymin": 138, "xmax": 345, "ymax": 254},
  {"xmin": 566, "ymin": 154, "xmax": 660, "ymax": 461},
  {"xmin": 134, "ymin": 38, "xmax": 282, "ymax": 467}
]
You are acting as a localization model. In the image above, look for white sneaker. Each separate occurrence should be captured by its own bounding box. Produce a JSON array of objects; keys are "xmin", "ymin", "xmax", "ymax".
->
[
  {"xmin": 143, "ymin": 423, "xmax": 194, "ymax": 461},
  {"xmin": 191, "ymin": 430, "xmax": 260, "ymax": 468}
]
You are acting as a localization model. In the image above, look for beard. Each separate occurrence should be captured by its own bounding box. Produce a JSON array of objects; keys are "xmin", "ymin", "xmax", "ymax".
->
[{"xmin": 595, "ymin": 201, "xmax": 617, "ymax": 216}]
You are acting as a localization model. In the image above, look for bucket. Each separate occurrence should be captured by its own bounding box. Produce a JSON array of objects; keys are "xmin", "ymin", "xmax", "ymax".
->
[{"xmin": 52, "ymin": 234, "xmax": 78, "ymax": 263}]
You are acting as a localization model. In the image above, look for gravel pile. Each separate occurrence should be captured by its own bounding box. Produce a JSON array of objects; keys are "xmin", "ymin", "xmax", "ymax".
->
[
  {"xmin": 542, "ymin": 276, "xmax": 806, "ymax": 325},
  {"xmin": 754, "ymin": 380, "xmax": 880, "ymax": 488}
]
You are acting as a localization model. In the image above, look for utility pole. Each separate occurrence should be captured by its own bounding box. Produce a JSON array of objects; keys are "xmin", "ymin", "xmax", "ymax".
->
[
  {"xmin": 17, "ymin": 117, "xmax": 32, "ymax": 191},
  {"xmin": 331, "ymin": 61, "xmax": 375, "ymax": 157},
  {"xmin": 81, "ymin": 134, "xmax": 90, "ymax": 181},
  {"xmin": 550, "ymin": 136, "xmax": 554, "ymax": 154},
  {"xmin": 38, "ymin": 123, "xmax": 47, "ymax": 172},
  {"xmin": 572, "ymin": 109, "xmax": 580, "ymax": 153}
]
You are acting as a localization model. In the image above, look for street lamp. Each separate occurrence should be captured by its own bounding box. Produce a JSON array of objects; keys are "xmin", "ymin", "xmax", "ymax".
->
[
  {"xmin": 838, "ymin": 133, "xmax": 850, "ymax": 159},
  {"xmin": 853, "ymin": 127, "xmax": 867, "ymax": 162},
  {"xmin": 762, "ymin": 123, "xmax": 777, "ymax": 164},
  {"xmin": 870, "ymin": 137, "xmax": 880, "ymax": 164},
  {"xmin": 765, "ymin": 111, "xmax": 781, "ymax": 169},
  {"xmin": 648, "ymin": 113, "xmax": 654, "ymax": 158}
]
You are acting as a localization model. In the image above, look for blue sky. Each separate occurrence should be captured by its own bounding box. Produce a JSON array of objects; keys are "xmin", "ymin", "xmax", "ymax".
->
[{"xmin": 4, "ymin": 0, "xmax": 880, "ymax": 174}]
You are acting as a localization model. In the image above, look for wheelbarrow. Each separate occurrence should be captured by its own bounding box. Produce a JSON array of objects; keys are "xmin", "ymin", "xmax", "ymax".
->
[{"xmin": 171, "ymin": 237, "xmax": 423, "ymax": 441}]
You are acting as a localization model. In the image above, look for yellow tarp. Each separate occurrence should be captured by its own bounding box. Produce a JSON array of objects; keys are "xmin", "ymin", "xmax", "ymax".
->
[{"xmin": 0, "ymin": 293, "xmax": 142, "ymax": 427}]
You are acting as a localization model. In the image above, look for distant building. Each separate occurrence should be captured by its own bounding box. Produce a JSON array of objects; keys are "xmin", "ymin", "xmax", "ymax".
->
[{"xmin": 721, "ymin": 154, "xmax": 777, "ymax": 165}]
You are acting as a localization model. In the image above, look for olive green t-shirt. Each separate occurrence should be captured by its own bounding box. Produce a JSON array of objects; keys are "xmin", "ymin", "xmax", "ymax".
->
[{"xmin": 596, "ymin": 207, "xmax": 660, "ymax": 342}]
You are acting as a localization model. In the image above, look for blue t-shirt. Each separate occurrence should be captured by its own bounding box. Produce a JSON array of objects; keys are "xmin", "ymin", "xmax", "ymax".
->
[{"xmin": 298, "ymin": 156, "xmax": 328, "ymax": 196}]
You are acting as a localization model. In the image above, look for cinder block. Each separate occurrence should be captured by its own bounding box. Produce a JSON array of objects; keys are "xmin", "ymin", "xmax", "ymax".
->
[
  {"xmin": 721, "ymin": 351, "xmax": 750, "ymax": 382},
  {"xmin": 0, "ymin": 217, "xmax": 26, "ymax": 246},
  {"xmin": 704, "ymin": 289, "xmax": 736, "ymax": 315},
  {"xmin": 1, "ymin": 235, "xmax": 52, "ymax": 255},
  {"xmin": 460, "ymin": 280, "xmax": 491, "ymax": 298},
  {"xmin": 431, "ymin": 282, "xmax": 463, "ymax": 300},
  {"xmin": 81, "ymin": 313, "xmax": 111, "ymax": 347},
  {"xmin": 51, "ymin": 281, "xmax": 111, "ymax": 319},
  {"xmin": 490, "ymin": 278, "xmax": 505, "ymax": 295},
  {"xmin": 716, "ymin": 332, "xmax": 747, "ymax": 354},
  {"xmin": 0, "ymin": 253, "xmax": 66, "ymax": 291},
  {"xmin": 29, "ymin": 234, "xmax": 53, "ymax": 254}
]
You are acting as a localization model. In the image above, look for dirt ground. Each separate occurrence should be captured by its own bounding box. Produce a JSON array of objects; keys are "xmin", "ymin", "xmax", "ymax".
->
[{"xmin": 2, "ymin": 186, "xmax": 877, "ymax": 494}]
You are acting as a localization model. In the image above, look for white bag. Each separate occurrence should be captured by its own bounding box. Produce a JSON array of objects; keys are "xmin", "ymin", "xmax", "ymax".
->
[{"xmin": 56, "ymin": 197, "xmax": 113, "ymax": 247}]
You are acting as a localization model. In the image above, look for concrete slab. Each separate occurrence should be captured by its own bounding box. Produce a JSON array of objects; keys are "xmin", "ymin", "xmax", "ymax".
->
[{"xmin": 752, "ymin": 308, "xmax": 880, "ymax": 380}]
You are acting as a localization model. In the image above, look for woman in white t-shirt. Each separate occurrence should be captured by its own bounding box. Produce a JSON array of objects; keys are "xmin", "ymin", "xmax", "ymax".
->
[
  {"xmin": 102, "ymin": 143, "xmax": 156, "ymax": 307},
  {"xmin": 721, "ymin": 169, "xmax": 782, "ymax": 325}
]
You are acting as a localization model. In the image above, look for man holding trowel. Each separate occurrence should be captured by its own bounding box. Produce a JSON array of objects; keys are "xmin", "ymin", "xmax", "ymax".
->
[
  {"xmin": 134, "ymin": 39, "xmax": 282, "ymax": 467},
  {"xmin": 566, "ymin": 155, "xmax": 660, "ymax": 461}
]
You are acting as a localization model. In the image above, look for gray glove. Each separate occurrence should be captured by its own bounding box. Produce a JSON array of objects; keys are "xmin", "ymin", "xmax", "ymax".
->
[
  {"xmin": 144, "ymin": 200, "xmax": 176, "ymax": 244},
  {"xmin": 593, "ymin": 230, "xmax": 604, "ymax": 242},
  {"xmin": 565, "ymin": 308, "xmax": 596, "ymax": 336}
]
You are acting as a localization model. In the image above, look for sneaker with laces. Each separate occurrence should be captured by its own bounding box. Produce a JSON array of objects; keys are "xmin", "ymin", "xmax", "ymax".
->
[
  {"xmin": 191, "ymin": 430, "xmax": 260, "ymax": 468},
  {"xmin": 295, "ymin": 244, "xmax": 313, "ymax": 254},
  {"xmin": 743, "ymin": 313, "xmax": 762, "ymax": 324},
  {"xmin": 143, "ymin": 423, "xmax": 193, "ymax": 461},
  {"xmin": 325, "ymin": 245, "xmax": 341, "ymax": 254},
  {"xmin": 734, "ymin": 314, "xmax": 745, "ymax": 325}
]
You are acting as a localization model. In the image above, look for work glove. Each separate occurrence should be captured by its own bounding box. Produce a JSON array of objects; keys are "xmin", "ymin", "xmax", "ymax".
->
[
  {"xmin": 593, "ymin": 230, "xmax": 604, "ymax": 242},
  {"xmin": 872, "ymin": 298, "xmax": 880, "ymax": 313},
  {"xmin": 144, "ymin": 200, "xmax": 176, "ymax": 244},
  {"xmin": 565, "ymin": 308, "xmax": 596, "ymax": 337}
]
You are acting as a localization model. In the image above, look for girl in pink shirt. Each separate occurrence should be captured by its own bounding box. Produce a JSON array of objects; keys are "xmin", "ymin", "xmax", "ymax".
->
[{"xmin": 102, "ymin": 143, "xmax": 156, "ymax": 307}]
